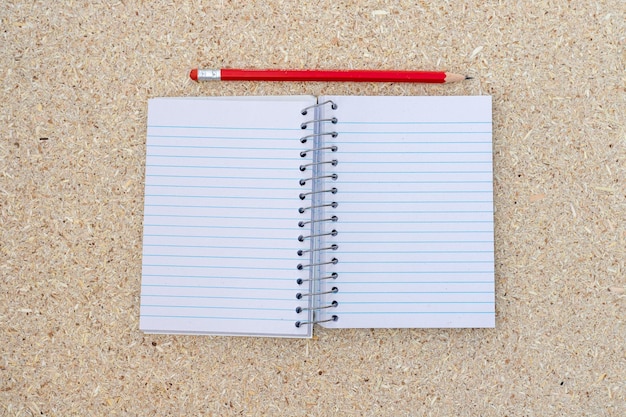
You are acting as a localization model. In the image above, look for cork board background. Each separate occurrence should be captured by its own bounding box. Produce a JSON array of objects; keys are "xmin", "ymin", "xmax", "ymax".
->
[{"xmin": 1, "ymin": 0, "xmax": 624, "ymax": 415}]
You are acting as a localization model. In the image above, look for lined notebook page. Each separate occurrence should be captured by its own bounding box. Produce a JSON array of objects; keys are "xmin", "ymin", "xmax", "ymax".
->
[
  {"xmin": 318, "ymin": 96, "xmax": 494, "ymax": 328},
  {"xmin": 140, "ymin": 96, "xmax": 316, "ymax": 337}
]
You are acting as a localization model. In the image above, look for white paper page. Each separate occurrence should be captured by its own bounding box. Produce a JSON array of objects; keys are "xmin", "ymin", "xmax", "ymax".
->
[
  {"xmin": 140, "ymin": 96, "xmax": 316, "ymax": 337},
  {"xmin": 317, "ymin": 96, "xmax": 494, "ymax": 329}
]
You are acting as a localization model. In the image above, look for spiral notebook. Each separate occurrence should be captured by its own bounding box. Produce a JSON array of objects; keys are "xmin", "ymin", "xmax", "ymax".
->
[{"xmin": 140, "ymin": 95, "xmax": 494, "ymax": 338}]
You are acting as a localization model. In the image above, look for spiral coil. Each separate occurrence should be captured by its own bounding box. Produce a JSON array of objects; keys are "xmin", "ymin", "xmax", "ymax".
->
[{"xmin": 295, "ymin": 99, "xmax": 340, "ymax": 328}]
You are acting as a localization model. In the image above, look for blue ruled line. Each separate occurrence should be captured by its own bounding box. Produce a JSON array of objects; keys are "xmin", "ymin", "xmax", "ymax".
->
[
  {"xmin": 336, "ymin": 311, "xmax": 494, "ymax": 315},
  {"xmin": 142, "ymin": 304, "xmax": 291, "ymax": 311},
  {"xmin": 148, "ymin": 124, "xmax": 300, "ymax": 131},
  {"xmin": 141, "ymin": 284, "xmax": 295, "ymax": 291},
  {"xmin": 140, "ymin": 315, "xmax": 289, "ymax": 321}
]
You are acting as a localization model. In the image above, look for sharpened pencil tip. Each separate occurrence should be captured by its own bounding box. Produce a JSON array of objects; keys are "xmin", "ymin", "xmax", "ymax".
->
[{"xmin": 465, "ymin": 76, "xmax": 474, "ymax": 80}]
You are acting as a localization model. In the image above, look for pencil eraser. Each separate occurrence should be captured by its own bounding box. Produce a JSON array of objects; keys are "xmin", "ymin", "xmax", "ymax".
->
[{"xmin": 189, "ymin": 68, "xmax": 198, "ymax": 81}]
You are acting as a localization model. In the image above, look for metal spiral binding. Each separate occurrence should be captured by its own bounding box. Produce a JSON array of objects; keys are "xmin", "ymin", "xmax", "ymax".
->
[
  {"xmin": 296, "ymin": 272, "xmax": 338, "ymax": 285},
  {"xmin": 300, "ymin": 131, "xmax": 338, "ymax": 144},
  {"xmin": 298, "ymin": 215, "xmax": 338, "ymax": 228},
  {"xmin": 295, "ymin": 99, "xmax": 340, "ymax": 329},
  {"xmin": 300, "ymin": 145, "xmax": 337, "ymax": 158},
  {"xmin": 299, "ymin": 187, "xmax": 337, "ymax": 200},
  {"xmin": 295, "ymin": 315, "xmax": 338, "ymax": 328},
  {"xmin": 299, "ymin": 173, "xmax": 337, "ymax": 187},
  {"xmin": 300, "ymin": 100, "xmax": 338, "ymax": 115},
  {"xmin": 297, "ymin": 244, "xmax": 338, "ymax": 257},
  {"xmin": 300, "ymin": 159, "xmax": 338, "ymax": 172},
  {"xmin": 301, "ymin": 117, "xmax": 337, "ymax": 130},
  {"xmin": 298, "ymin": 229, "xmax": 338, "ymax": 241}
]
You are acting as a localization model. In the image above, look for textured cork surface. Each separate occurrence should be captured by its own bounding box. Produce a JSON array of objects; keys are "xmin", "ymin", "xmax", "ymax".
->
[{"xmin": 1, "ymin": 1, "xmax": 624, "ymax": 415}]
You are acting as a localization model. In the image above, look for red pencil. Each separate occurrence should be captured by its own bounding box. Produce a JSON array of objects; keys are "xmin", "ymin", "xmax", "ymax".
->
[{"xmin": 190, "ymin": 68, "xmax": 470, "ymax": 83}]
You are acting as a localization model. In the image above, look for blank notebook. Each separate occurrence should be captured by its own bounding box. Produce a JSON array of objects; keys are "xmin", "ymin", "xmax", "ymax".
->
[{"xmin": 140, "ymin": 95, "xmax": 494, "ymax": 338}]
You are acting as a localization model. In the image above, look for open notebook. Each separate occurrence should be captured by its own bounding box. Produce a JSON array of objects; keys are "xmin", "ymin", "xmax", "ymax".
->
[{"xmin": 140, "ymin": 95, "xmax": 494, "ymax": 338}]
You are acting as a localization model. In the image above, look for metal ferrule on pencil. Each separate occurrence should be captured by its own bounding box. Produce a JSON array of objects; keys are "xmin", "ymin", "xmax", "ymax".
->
[{"xmin": 197, "ymin": 69, "xmax": 221, "ymax": 81}]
